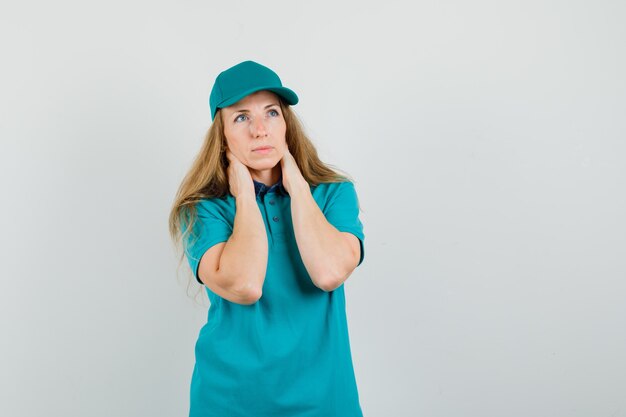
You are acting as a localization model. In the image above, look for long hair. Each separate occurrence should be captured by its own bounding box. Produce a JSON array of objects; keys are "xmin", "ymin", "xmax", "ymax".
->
[{"xmin": 168, "ymin": 98, "xmax": 354, "ymax": 301}]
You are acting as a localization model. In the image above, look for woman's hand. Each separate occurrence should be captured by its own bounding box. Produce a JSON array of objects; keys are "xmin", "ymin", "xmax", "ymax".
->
[
  {"xmin": 280, "ymin": 145, "xmax": 308, "ymax": 195},
  {"xmin": 226, "ymin": 149, "xmax": 255, "ymax": 199}
]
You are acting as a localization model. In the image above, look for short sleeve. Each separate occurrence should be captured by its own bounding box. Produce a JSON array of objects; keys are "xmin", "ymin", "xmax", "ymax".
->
[
  {"xmin": 324, "ymin": 181, "xmax": 365, "ymax": 267},
  {"xmin": 183, "ymin": 200, "xmax": 233, "ymax": 284}
]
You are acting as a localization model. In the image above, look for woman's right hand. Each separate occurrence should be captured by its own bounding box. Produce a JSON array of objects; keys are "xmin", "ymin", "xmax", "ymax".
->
[{"xmin": 225, "ymin": 149, "xmax": 255, "ymax": 199}]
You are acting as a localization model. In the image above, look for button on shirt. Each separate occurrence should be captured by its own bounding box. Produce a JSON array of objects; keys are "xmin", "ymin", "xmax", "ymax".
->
[{"xmin": 184, "ymin": 179, "xmax": 365, "ymax": 417}]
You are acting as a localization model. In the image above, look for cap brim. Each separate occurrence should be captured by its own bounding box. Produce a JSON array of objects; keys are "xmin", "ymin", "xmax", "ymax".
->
[{"xmin": 212, "ymin": 86, "xmax": 299, "ymax": 119}]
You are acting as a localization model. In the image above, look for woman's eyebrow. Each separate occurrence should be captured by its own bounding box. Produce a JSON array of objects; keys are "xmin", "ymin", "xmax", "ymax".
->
[{"xmin": 232, "ymin": 103, "xmax": 279, "ymax": 113}]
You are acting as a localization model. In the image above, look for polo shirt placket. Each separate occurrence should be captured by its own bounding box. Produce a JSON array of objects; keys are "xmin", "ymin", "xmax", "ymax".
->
[{"xmin": 253, "ymin": 176, "xmax": 290, "ymax": 246}]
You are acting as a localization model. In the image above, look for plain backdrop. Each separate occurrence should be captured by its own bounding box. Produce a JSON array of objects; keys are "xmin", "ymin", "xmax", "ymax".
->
[{"xmin": 1, "ymin": 1, "xmax": 625, "ymax": 416}]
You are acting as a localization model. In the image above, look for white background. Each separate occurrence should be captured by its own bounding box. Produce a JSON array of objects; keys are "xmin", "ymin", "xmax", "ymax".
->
[{"xmin": 1, "ymin": 1, "xmax": 625, "ymax": 416}]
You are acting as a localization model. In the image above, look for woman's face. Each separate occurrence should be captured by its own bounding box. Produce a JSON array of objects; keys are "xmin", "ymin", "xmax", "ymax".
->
[{"xmin": 221, "ymin": 90, "xmax": 287, "ymax": 174}]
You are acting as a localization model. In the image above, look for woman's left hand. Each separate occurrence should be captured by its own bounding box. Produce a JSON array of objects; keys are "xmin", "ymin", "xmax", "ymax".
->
[{"xmin": 280, "ymin": 145, "xmax": 308, "ymax": 195}]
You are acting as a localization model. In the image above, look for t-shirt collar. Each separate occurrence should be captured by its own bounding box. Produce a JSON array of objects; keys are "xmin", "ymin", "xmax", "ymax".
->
[{"xmin": 252, "ymin": 174, "xmax": 287, "ymax": 198}]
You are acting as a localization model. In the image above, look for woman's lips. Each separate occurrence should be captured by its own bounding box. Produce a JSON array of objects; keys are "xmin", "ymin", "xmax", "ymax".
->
[{"xmin": 253, "ymin": 147, "xmax": 273, "ymax": 154}]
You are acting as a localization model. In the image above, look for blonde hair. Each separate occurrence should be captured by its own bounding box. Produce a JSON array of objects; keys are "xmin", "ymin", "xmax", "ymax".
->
[{"xmin": 168, "ymin": 99, "xmax": 354, "ymax": 302}]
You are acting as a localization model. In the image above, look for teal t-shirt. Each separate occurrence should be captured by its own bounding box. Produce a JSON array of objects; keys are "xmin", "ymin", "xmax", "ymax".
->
[{"xmin": 184, "ymin": 179, "xmax": 365, "ymax": 417}]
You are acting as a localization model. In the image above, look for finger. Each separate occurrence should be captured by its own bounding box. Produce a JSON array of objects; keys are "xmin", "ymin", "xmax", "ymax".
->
[{"xmin": 225, "ymin": 150, "xmax": 236, "ymax": 166}]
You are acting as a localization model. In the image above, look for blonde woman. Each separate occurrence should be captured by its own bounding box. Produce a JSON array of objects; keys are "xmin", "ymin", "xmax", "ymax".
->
[{"xmin": 169, "ymin": 60, "xmax": 366, "ymax": 417}]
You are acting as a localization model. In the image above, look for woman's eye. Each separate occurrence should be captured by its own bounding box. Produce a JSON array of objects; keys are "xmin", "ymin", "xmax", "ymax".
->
[
  {"xmin": 268, "ymin": 109, "xmax": 279, "ymax": 117},
  {"xmin": 234, "ymin": 114, "xmax": 248, "ymax": 123}
]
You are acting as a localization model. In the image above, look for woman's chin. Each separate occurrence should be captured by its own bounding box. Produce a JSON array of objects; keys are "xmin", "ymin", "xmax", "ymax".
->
[
  {"xmin": 247, "ymin": 157, "xmax": 281, "ymax": 170},
  {"xmin": 248, "ymin": 161, "xmax": 277, "ymax": 171}
]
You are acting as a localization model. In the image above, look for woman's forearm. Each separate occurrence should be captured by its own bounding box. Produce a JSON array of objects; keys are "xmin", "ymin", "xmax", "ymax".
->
[
  {"xmin": 217, "ymin": 195, "xmax": 268, "ymax": 301},
  {"xmin": 289, "ymin": 184, "xmax": 355, "ymax": 291}
]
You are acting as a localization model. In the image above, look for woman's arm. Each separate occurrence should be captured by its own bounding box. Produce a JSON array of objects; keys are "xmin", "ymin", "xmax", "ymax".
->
[
  {"xmin": 199, "ymin": 194, "xmax": 268, "ymax": 304},
  {"xmin": 289, "ymin": 184, "xmax": 361, "ymax": 292}
]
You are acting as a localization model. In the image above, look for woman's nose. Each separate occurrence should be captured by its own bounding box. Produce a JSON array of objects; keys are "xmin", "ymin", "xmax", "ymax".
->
[{"xmin": 250, "ymin": 117, "xmax": 268, "ymax": 137}]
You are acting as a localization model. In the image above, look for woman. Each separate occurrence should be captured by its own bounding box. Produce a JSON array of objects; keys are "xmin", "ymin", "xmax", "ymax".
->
[{"xmin": 169, "ymin": 60, "xmax": 366, "ymax": 417}]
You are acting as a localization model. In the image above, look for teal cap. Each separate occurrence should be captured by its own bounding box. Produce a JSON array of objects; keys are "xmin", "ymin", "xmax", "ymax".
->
[{"xmin": 209, "ymin": 60, "xmax": 299, "ymax": 121}]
